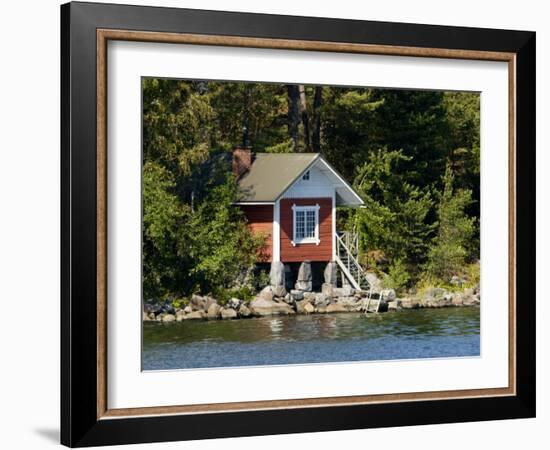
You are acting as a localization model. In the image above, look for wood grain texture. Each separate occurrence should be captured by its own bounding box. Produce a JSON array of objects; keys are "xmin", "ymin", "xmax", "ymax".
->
[
  {"xmin": 96, "ymin": 30, "xmax": 107, "ymax": 420},
  {"xmin": 101, "ymin": 386, "xmax": 515, "ymax": 418},
  {"xmin": 508, "ymin": 56, "xmax": 517, "ymax": 393},
  {"xmin": 280, "ymin": 198, "xmax": 332, "ymax": 262},
  {"xmin": 241, "ymin": 205, "xmax": 273, "ymax": 262},
  {"xmin": 97, "ymin": 29, "xmax": 515, "ymax": 62}
]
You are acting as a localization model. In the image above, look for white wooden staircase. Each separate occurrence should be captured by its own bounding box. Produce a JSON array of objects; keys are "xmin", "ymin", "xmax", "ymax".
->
[{"xmin": 335, "ymin": 231, "xmax": 381, "ymax": 313}]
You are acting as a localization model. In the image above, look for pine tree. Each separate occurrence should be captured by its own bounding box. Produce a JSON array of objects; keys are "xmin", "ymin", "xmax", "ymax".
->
[
  {"xmin": 349, "ymin": 149, "xmax": 434, "ymax": 279},
  {"xmin": 425, "ymin": 164, "xmax": 476, "ymax": 282}
]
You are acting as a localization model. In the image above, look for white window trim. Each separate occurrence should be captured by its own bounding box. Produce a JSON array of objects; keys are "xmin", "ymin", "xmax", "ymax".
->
[{"xmin": 291, "ymin": 204, "xmax": 320, "ymax": 246}]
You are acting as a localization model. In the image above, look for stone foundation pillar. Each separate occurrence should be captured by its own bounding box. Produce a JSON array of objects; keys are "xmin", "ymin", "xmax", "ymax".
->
[
  {"xmin": 295, "ymin": 260, "xmax": 312, "ymax": 291},
  {"xmin": 269, "ymin": 261, "xmax": 287, "ymax": 297},
  {"xmin": 324, "ymin": 261, "xmax": 337, "ymax": 286}
]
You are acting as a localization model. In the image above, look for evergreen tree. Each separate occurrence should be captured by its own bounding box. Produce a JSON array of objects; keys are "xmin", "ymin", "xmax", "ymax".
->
[
  {"xmin": 369, "ymin": 89, "xmax": 450, "ymax": 190},
  {"xmin": 321, "ymin": 87, "xmax": 383, "ymax": 181},
  {"xmin": 425, "ymin": 164, "xmax": 476, "ymax": 282},
  {"xmin": 141, "ymin": 77, "xmax": 481, "ymax": 298},
  {"xmin": 349, "ymin": 149, "xmax": 434, "ymax": 280}
]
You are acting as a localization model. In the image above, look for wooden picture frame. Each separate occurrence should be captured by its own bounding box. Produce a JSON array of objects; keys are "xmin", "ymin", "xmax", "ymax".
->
[{"xmin": 61, "ymin": 2, "xmax": 535, "ymax": 447}]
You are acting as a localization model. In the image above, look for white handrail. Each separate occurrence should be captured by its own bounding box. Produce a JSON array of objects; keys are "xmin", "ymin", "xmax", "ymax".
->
[{"xmin": 335, "ymin": 233, "xmax": 369, "ymax": 290}]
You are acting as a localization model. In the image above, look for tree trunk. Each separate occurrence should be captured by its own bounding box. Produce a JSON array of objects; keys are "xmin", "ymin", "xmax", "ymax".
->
[
  {"xmin": 287, "ymin": 85, "xmax": 300, "ymax": 150},
  {"xmin": 312, "ymin": 86, "xmax": 323, "ymax": 153},
  {"xmin": 242, "ymin": 85, "xmax": 251, "ymax": 147},
  {"xmin": 299, "ymin": 85, "xmax": 311, "ymax": 151}
]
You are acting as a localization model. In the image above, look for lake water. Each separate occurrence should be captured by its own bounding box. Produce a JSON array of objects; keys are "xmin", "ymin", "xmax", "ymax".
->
[{"xmin": 142, "ymin": 307, "xmax": 480, "ymax": 370}]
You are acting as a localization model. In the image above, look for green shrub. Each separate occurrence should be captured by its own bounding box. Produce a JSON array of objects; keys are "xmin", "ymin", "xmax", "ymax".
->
[
  {"xmin": 171, "ymin": 298, "xmax": 189, "ymax": 309},
  {"xmin": 425, "ymin": 164, "xmax": 475, "ymax": 282},
  {"xmin": 212, "ymin": 286, "xmax": 255, "ymax": 305},
  {"xmin": 381, "ymin": 259, "xmax": 410, "ymax": 293},
  {"xmin": 463, "ymin": 261, "xmax": 480, "ymax": 288}
]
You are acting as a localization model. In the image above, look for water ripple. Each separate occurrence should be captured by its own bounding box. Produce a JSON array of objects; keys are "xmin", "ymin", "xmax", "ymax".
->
[{"xmin": 143, "ymin": 307, "xmax": 480, "ymax": 370}]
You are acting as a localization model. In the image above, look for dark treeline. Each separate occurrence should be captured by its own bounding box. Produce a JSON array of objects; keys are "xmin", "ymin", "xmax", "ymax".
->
[{"xmin": 142, "ymin": 79, "xmax": 480, "ymax": 301}]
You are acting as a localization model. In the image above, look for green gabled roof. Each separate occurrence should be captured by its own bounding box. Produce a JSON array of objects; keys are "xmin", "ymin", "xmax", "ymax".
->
[{"xmin": 236, "ymin": 153, "xmax": 319, "ymax": 203}]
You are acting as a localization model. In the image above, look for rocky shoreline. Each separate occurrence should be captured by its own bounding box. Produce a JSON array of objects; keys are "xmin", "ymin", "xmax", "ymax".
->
[
  {"xmin": 143, "ymin": 284, "xmax": 480, "ymax": 323},
  {"xmin": 144, "ymin": 261, "xmax": 479, "ymax": 322}
]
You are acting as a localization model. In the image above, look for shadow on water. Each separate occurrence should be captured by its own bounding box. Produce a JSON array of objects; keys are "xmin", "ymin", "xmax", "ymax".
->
[{"xmin": 143, "ymin": 307, "xmax": 480, "ymax": 370}]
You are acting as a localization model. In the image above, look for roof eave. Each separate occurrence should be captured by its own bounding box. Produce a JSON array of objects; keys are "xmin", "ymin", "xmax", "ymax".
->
[{"xmin": 233, "ymin": 201, "xmax": 275, "ymax": 205}]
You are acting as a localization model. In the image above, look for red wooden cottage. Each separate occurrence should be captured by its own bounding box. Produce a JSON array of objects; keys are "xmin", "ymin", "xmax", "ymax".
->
[{"xmin": 232, "ymin": 148, "xmax": 367, "ymax": 289}]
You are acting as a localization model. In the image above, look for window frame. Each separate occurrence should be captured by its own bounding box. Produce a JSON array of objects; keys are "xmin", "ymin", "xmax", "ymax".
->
[{"xmin": 291, "ymin": 204, "xmax": 320, "ymax": 245}]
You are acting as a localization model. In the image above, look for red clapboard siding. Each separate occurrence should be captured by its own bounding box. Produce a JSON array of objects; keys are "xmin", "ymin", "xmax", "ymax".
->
[
  {"xmin": 240, "ymin": 205, "xmax": 273, "ymax": 262},
  {"xmin": 280, "ymin": 198, "xmax": 332, "ymax": 262}
]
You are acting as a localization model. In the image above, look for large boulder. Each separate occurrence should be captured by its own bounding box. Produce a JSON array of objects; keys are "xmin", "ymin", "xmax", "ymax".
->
[
  {"xmin": 332, "ymin": 286, "xmax": 354, "ymax": 297},
  {"xmin": 204, "ymin": 296, "xmax": 217, "ymax": 310},
  {"xmin": 451, "ymin": 294, "xmax": 464, "ymax": 306},
  {"xmin": 463, "ymin": 294, "xmax": 480, "ymax": 306},
  {"xmin": 258, "ymin": 286, "xmax": 274, "ymax": 302},
  {"xmin": 314, "ymin": 293, "xmax": 329, "ymax": 307},
  {"xmin": 295, "ymin": 280, "xmax": 312, "ymax": 291},
  {"xmin": 364, "ymin": 272, "xmax": 383, "ymax": 293},
  {"xmin": 238, "ymin": 304, "xmax": 252, "ymax": 317},
  {"xmin": 401, "ymin": 298, "xmax": 420, "ymax": 309},
  {"xmin": 324, "ymin": 261, "xmax": 337, "ymax": 285},
  {"xmin": 296, "ymin": 300, "xmax": 313, "ymax": 314},
  {"xmin": 185, "ymin": 310, "xmax": 205, "ymax": 320},
  {"xmin": 162, "ymin": 314, "xmax": 176, "ymax": 322},
  {"xmin": 321, "ymin": 283, "xmax": 334, "ymax": 297},
  {"xmin": 387, "ymin": 300, "xmax": 401, "ymax": 311},
  {"xmin": 295, "ymin": 261, "xmax": 313, "ymax": 291},
  {"xmin": 272, "ymin": 285, "xmax": 287, "ymax": 298},
  {"xmin": 337, "ymin": 296, "xmax": 362, "ymax": 311},
  {"xmin": 143, "ymin": 303, "xmax": 159, "ymax": 314},
  {"xmin": 207, "ymin": 303, "xmax": 222, "ymax": 319},
  {"xmin": 290, "ymin": 289, "xmax": 304, "ymax": 301},
  {"xmin": 269, "ymin": 261, "xmax": 286, "ymax": 287},
  {"xmin": 220, "ymin": 307, "xmax": 238, "ymax": 319},
  {"xmin": 250, "ymin": 297, "xmax": 295, "ymax": 316},
  {"xmin": 325, "ymin": 303, "xmax": 347, "ymax": 313},
  {"xmin": 190, "ymin": 294, "xmax": 208, "ymax": 311},
  {"xmin": 380, "ymin": 289, "xmax": 396, "ymax": 301}
]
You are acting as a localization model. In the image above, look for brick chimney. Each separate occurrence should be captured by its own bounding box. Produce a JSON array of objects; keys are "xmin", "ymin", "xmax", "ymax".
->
[{"xmin": 232, "ymin": 147, "xmax": 253, "ymax": 179}]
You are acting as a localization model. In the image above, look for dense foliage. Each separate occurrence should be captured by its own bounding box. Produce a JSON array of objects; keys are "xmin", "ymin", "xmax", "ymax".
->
[{"xmin": 142, "ymin": 78, "xmax": 480, "ymax": 300}]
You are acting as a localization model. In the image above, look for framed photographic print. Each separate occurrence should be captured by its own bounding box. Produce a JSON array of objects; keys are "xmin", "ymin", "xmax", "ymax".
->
[{"xmin": 60, "ymin": 1, "xmax": 536, "ymax": 447}]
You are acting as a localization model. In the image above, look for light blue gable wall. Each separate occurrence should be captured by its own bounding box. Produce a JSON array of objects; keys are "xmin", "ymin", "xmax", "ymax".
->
[{"xmin": 281, "ymin": 164, "xmax": 335, "ymax": 199}]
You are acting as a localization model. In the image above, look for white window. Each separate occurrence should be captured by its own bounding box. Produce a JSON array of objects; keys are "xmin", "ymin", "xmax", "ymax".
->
[
  {"xmin": 302, "ymin": 170, "xmax": 310, "ymax": 180},
  {"xmin": 292, "ymin": 204, "xmax": 320, "ymax": 245}
]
